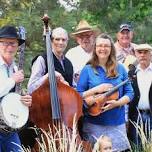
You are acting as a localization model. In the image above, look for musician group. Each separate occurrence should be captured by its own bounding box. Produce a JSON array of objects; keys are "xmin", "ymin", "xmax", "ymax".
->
[{"xmin": 0, "ymin": 19, "xmax": 152, "ymax": 152}]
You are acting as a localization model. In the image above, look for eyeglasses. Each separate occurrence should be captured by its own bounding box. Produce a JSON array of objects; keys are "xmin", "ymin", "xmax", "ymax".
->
[
  {"xmin": 96, "ymin": 44, "xmax": 111, "ymax": 49},
  {"xmin": 77, "ymin": 34, "xmax": 93, "ymax": 39},
  {"xmin": 0, "ymin": 41, "xmax": 18, "ymax": 47}
]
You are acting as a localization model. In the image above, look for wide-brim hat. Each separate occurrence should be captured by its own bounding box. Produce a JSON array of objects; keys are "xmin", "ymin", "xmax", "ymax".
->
[
  {"xmin": 0, "ymin": 25, "xmax": 25, "ymax": 46},
  {"xmin": 71, "ymin": 20, "xmax": 100, "ymax": 38},
  {"xmin": 135, "ymin": 44, "xmax": 152, "ymax": 52}
]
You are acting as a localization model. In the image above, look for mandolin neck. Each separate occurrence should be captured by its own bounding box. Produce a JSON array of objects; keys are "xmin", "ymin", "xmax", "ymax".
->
[{"xmin": 104, "ymin": 78, "xmax": 129, "ymax": 97}]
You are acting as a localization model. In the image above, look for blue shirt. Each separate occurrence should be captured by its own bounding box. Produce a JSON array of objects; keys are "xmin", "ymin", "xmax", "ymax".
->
[{"xmin": 77, "ymin": 63, "xmax": 134, "ymax": 126}]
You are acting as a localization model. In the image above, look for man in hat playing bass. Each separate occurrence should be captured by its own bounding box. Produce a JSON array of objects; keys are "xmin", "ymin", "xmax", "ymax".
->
[{"xmin": 0, "ymin": 25, "xmax": 32, "ymax": 151}]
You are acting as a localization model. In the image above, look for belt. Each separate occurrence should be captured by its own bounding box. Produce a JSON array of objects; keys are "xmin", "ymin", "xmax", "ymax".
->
[
  {"xmin": 0, "ymin": 129, "xmax": 12, "ymax": 135},
  {"xmin": 139, "ymin": 109, "xmax": 151, "ymax": 115}
]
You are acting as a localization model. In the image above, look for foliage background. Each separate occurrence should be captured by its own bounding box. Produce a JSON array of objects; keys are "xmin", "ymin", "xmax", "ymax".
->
[{"xmin": 1, "ymin": 0, "xmax": 152, "ymax": 86}]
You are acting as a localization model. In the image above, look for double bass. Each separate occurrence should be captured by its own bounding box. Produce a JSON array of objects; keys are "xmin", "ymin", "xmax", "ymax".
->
[
  {"xmin": 30, "ymin": 13, "xmax": 82, "ymax": 129},
  {"xmin": 27, "ymin": 14, "xmax": 92, "ymax": 151}
]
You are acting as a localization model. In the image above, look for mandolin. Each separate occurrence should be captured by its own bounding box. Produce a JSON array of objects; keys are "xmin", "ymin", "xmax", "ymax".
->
[{"xmin": 84, "ymin": 78, "xmax": 129, "ymax": 116}]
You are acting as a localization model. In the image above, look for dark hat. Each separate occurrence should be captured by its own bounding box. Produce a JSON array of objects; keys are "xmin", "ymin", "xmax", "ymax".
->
[
  {"xmin": 0, "ymin": 25, "xmax": 25, "ymax": 46},
  {"xmin": 119, "ymin": 23, "xmax": 132, "ymax": 32}
]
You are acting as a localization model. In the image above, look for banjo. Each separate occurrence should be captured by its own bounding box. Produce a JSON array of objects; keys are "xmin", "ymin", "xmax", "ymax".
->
[{"xmin": 0, "ymin": 26, "xmax": 29, "ymax": 132}]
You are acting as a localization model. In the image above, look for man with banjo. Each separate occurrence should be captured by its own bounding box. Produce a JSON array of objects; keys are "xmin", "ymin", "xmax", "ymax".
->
[{"xmin": 0, "ymin": 25, "xmax": 32, "ymax": 151}]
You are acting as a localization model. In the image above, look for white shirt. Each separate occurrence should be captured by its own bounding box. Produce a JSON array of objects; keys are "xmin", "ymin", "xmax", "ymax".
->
[
  {"xmin": 0, "ymin": 56, "xmax": 16, "ymax": 97},
  {"xmin": 137, "ymin": 63, "xmax": 152, "ymax": 110},
  {"xmin": 66, "ymin": 45, "xmax": 92, "ymax": 86},
  {"xmin": 27, "ymin": 56, "xmax": 48, "ymax": 94}
]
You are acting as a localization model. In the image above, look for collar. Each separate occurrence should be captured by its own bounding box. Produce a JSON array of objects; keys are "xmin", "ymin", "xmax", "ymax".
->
[
  {"xmin": 0, "ymin": 55, "xmax": 15, "ymax": 67},
  {"xmin": 136, "ymin": 62, "xmax": 152, "ymax": 72},
  {"xmin": 116, "ymin": 41, "xmax": 133, "ymax": 51},
  {"xmin": 0, "ymin": 55, "xmax": 5, "ymax": 66},
  {"xmin": 52, "ymin": 50, "xmax": 65, "ymax": 61}
]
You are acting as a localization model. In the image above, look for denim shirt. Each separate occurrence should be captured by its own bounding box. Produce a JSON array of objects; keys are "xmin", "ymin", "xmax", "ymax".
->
[{"xmin": 77, "ymin": 63, "xmax": 134, "ymax": 125}]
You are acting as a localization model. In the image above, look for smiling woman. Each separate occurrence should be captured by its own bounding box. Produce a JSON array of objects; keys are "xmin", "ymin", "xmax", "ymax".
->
[
  {"xmin": 95, "ymin": 37, "xmax": 112, "ymax": 64},
  {"xmin": 77, "ymin": 33, "xmax": 134, "ymax": 152}
]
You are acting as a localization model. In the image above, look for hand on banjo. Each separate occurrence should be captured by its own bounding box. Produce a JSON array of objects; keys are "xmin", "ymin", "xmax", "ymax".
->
[
  {"xmin": 11, "ymin": 70, "xmax": 24, "ymax": 83},
  {"xmin": 20, "ymin": 94, "xmax": 32, "ymax": 107}
]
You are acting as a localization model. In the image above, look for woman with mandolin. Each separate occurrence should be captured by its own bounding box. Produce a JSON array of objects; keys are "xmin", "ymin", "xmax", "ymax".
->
[
  {"xmin": 0, "ymin": 26, "xmax": 32, "ymax": 151},
  {"xmin": 77, "ymin": 33, "xmax": 134, "ymax": 151}
]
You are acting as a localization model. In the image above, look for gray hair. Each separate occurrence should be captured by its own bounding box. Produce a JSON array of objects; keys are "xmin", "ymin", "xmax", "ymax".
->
[{"xmin": 52, "ymin": 27, "xmax": 68, "ymax": 40}]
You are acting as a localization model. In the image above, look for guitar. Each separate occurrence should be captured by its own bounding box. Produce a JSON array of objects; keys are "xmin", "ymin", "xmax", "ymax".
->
[
  {"xmin": 0, "ymin": 26, "xmax": 29, "ymax": 132},
  {"xmin": 123, "ymin": 55, "xmax": 138, "ymax": 71}
]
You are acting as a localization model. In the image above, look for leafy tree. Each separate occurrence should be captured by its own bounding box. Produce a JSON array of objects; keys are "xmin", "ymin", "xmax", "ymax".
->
[{"xmin": 1, "ymin": 0, "xmax": 152, "ymax": 83}]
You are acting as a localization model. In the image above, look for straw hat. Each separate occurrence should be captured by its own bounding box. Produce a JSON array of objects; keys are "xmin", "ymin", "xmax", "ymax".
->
[
  {"xmin": 134, "ymin": 44, "xmax": 152, "ymax": 52},
  {"xmin": 71, "ymin": 20, "xmax": 100, "ymax": 37}
]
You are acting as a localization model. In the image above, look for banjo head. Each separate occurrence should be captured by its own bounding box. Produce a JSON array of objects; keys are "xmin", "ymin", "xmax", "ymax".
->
[{"xmin": 1, "ymin": 92, "xmax": 29, "ymax": 129}]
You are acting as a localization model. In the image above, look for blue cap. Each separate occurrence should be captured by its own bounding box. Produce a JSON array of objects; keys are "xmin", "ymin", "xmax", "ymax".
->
[{"xmin": 119, "ymin": 23, "xmax": 132, "ymax": 32}]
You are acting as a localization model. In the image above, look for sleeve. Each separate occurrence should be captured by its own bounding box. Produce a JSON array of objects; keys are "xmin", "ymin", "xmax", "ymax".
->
[
  {"xmin": 76, "ymin": 66, "xmax": 89, "ymax": 96},
  {"xmin": 27, "ymin": 56, "xmax": 48, "ymax": 94},
  {"xmin": 0, "ymin": 77, "xmax": 15, "ymax": 97},
  {"xmin": 77, "ymin": 65, "xmax": 93, "ymax": 114},
  {"xmin": 121, "ymin": 64, "xmax": 134, "ymax": 102}
]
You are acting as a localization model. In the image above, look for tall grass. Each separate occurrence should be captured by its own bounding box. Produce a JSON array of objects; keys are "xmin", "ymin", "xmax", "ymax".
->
[
  {"xmin": 131, "ymin": 116, "xmax": 152, "ymax": 152},
  {"xmin": 22, "ymin": 118, "xmax": 84, "ymax": 152},
  {"xmin": 21, "ymin": 120, "xmax": 152, "ymax": 152},
  {"xmin": 20, "ymin": 115, "xmax": 152, "ymax": 152}
]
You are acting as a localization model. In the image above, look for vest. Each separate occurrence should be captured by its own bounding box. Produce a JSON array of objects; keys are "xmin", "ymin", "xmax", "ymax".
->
[{"xmin": 32, "ymin": 52, "xmax": 73, "ymax": 86}]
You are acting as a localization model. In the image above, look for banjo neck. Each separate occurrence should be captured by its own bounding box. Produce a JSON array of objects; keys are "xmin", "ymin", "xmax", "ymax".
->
[
  {"xmin": 15, "ymin": 27, "xmax": 26, "ymax": 94},
  {"xmin": 15, "ymin": 43, "xmax": 25, "ymax": 94}
]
